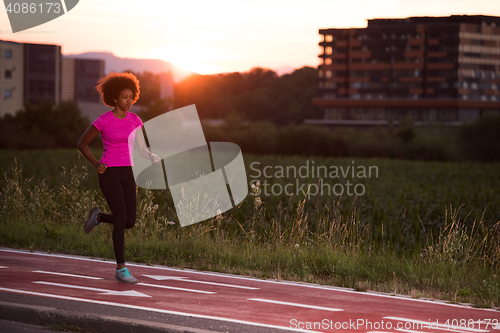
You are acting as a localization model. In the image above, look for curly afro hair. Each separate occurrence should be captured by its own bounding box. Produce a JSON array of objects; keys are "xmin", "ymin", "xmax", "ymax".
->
[{"xmin": 95, "ymin": 72, "xmax": 140, "ymax": 107}]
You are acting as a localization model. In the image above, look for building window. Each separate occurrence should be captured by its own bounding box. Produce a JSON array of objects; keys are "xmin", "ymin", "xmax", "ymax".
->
[
  {"xmin": 4, "ymin": 49, "xmax": 12, "ymax": 59},
  {"xmin": 325, "ymin": 35, "xmax": 333, "ymax": 42},
  {"xmin": 325, "ymin": 47, "xmax": 332, "ymax": 55},
  {"xmin": 325, "ymin": 58, "xmax": 332, "ymax": 65},
  {"xmin": 4, "ymin": 89, "xmax": 12, "ymax": 98},
  {"xmin": 5, "ymin": 70, "xmax": 12, "ymax": 79}
]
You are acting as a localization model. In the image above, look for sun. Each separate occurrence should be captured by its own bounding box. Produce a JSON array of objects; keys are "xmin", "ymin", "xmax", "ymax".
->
[{"xmin": 145, "ymin": 45, "xmax": 225, "ymax": 75}]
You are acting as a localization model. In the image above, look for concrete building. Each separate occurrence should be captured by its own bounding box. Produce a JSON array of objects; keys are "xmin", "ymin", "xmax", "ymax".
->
[
  {"xmin": 0, "ymin": 40, "xmax": 24, "ymax": 117},
  {"xmin": 61, "ymin": 58, "xmax": 76, "ymax": 102},
  {"xmin": 62, "ymin": 58, "xmax": 104, "ymax": 103},
  {"xmin": 0, "ymin": 40, "xmax": 61, "ymax": 116},
  {"xmin": 61, "ymin": 57, "xmax": 108, "ymax": 121},
  {"xmin": 0, "ymin": 39, "xmax": 172, "ymax": 121},
  {"xmin": 23, "ymin": 42, "xmax": 62, "ymax": 107},
  {"xmin": 309, "ymin": 15, "xmax": 500, "ymax": 126},
  {"xmin": 0, "ymin": 39, "xmax": 107, "ymax": 119}
]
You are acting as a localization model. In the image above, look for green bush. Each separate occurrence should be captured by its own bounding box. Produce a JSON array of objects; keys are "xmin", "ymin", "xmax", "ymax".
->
[
  {"xmin": 460, "ymin": 114, "xmax": 500, "ymax": 162},
  {"xmin": 231, "ymin": 121, "xmax": 279, "ymax": 155},
  {"xmin": 278, "ymin": 124, "xmax": 347, "ymax": 157},
  {"xmin": 346, "ymin": 128, "xmax": 404, "ymax": 158},
  {"xmin": 0, "ymin": 101, "xmax": 90, "ymax": 150}
]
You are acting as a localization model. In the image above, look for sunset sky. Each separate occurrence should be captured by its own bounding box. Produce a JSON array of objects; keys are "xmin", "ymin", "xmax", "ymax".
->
[{"xmin": 1, "ymin": 0, "xmax": 499, "ymax": 75}]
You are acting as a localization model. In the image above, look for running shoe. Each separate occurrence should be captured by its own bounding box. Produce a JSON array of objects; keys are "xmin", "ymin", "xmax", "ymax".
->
[
  {"xmin": 84, "ymin": 206, "xmax": 101, "ymax": 234},
  {"xmin": 115, "ymin": 267, "xmax": 138, "ymax": 283}
]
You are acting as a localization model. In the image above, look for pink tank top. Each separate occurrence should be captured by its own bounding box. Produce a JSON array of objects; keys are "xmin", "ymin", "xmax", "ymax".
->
[{"xmin": 92, "ymin": 111, "xmax": 143, "ymax": 167}]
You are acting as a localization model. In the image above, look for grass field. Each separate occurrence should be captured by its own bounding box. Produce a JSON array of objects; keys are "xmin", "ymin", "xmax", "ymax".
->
[{"xmin": 1, "ymin": 149, "xmax": 499, "ymax": 308}]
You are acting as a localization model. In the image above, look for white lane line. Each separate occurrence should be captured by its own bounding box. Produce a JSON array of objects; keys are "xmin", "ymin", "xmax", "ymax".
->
[
  {"xmin": 137, "ymin": 282, "xmax": 216, "ymax": 295},
  {"xmin": 384, "ymin": 317, "xmax": 489, "ymax": 333},
  {"xmin": 0, "ymin": 287, "xmax": 321, "ymax": 333},
  {"xmin": 0, "ymin": 266, "xmax": 7, "ymax": 268},
  {"xmin": 142, "ymin": 276, "xmax": 189, "ymax": 280},
  {"xmin": 249, "ymin": 298, "xmax": 343, "ymax": 312},
  {"xmin": 33, "ymin": 281, "xmax": 150, "ymax": 297},
  {"xmin": 143, "ymin": 274, "xmax": 259, "ymax": 290},
  {"xmin": 3, "ymin": 248, "xmax": 497, "ymax": 313},
  {"xmin": 33, "ymin": 270, "xmax": 103, "ymax": 280}
]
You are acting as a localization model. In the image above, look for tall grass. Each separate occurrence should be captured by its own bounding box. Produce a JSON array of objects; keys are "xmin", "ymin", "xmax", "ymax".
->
[{"xmin": 0, "ymin": 150, "xmax": 499, "ymax": 307}]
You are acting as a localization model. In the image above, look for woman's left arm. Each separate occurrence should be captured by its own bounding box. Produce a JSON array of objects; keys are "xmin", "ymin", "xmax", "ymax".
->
[{"xmin": 135, "ymin": 128, "xmax": 161, "ymax": 164}]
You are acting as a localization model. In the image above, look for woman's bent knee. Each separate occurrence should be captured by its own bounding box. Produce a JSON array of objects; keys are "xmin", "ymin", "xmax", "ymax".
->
[{"xmin": 125, "ymin": 220, "xmax": 136, "ymax": 229}]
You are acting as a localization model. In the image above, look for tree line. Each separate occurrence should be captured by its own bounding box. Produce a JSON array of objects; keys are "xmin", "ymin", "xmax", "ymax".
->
[
  {"xmin": 1, "ymin": 67, "xmax": 499, "ymax": 162},
  {"xmin": 172, "ymin": 67, "xmax": 321, "ymax": 125}
]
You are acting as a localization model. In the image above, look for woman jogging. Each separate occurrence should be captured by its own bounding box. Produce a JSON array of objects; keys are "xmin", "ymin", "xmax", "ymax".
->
[{"xmin": 77, "ymin": 72, "xmax": 159, "ymax": 283}]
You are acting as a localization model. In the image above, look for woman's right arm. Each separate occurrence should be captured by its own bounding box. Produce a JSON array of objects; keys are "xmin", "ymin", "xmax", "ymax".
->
[{"xmin": 77, "ymin": 125, "xmax": 107, "ymax": 174}]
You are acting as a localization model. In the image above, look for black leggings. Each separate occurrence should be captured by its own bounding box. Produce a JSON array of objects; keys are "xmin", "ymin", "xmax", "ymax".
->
[{"xmin": 98, "ymin": 166, "xmax": 136, "ymax": 265}]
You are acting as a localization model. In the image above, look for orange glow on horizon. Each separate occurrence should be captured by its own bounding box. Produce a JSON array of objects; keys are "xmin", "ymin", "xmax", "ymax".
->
[{"xmin": 144, "ymin": 44, "xmax": 231, "ymax": 75}]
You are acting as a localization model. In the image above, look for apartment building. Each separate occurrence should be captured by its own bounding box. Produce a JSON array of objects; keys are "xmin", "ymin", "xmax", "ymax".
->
[
  {"xmin": 24, "ymin": 42, "xmax": 62, "ymax": 107},
  {"xmin": 0, "ymin": 39, "xmax": 104, "ymax": 117},
  {"xmin": 62, "ymin": 58, "xmax": 104, "ymax": 103},
  {"xmin": 309, "ymin": 15, "xmax": 500, "ymax": 126},
  {"xmin": 0, "ymin": 40, "xmax": 24, "ymax": 117}
]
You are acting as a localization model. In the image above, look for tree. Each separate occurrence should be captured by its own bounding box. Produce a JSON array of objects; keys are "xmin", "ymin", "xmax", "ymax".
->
[
  {"xmin": 136, "ymin": 97, "xmax": 173, "ymax": 122},
  {"xmin": 173, "ymin": 66, "xmax": 321, "ymax": 126},
  {"xmin": 0, "ymin": 101, "xmax": 89, "ymax": 149},
  {"xmin": 460, "ymin": 114, "xmax": 500, "ymax": 162}
]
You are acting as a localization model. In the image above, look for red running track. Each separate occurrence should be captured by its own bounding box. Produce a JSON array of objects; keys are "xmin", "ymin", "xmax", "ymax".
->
[{"xmin": 0, "ymin": 248, "xmax": 499, "ymax": 333}]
